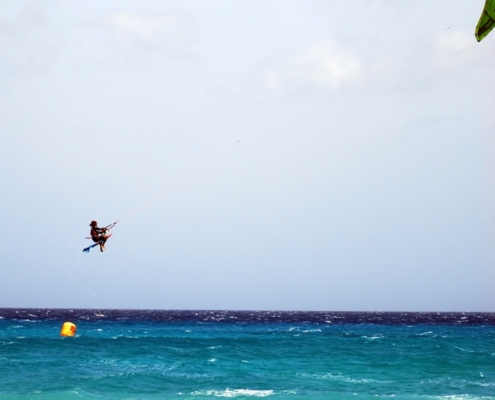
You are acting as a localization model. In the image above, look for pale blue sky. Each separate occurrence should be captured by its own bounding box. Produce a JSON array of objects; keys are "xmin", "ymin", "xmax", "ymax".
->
[{"xmin": 1, "ymin": 0, "xmax": 494, "ymax": 311}]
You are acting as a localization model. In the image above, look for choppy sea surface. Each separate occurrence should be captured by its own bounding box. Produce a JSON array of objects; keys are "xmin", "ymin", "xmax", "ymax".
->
[{"xmin": 0, "ymin": 309, "xmax": 494, "ymax": 400}]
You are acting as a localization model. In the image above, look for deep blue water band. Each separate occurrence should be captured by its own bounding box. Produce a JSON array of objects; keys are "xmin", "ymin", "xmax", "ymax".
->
[{"xmin": 1, "ymin": 308, "xmax": 494, "ymax": 325}]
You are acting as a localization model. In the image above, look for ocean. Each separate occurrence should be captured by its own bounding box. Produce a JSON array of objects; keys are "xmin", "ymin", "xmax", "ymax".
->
[{"xmin": 0, "ymin": 309, "xmax": 494, "ymax": 400}]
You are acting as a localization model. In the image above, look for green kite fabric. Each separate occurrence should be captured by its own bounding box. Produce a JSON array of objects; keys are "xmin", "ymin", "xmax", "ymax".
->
[{"xmin": 475, "ymin": 0, "xmax": 495, "ymax": 42}]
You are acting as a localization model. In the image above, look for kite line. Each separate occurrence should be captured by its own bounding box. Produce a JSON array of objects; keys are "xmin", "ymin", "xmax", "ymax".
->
[
  {"xmin": 102, "ymin": 98, "xmax": 318, "ymax": 232},
  {"xmin": 97, "ymin": 1, "xmax": 492, "ymax": 234}
]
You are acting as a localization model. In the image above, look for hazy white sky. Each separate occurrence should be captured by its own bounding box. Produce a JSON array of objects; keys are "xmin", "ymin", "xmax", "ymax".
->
[{"xmin": 1, "ymin": 0, "xmax": 494, "ymax": 311}]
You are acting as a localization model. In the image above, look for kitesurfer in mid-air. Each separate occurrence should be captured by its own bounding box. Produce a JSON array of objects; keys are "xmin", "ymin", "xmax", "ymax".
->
[{"xmin": 89, "ymin": 220, "xmax": 109, "ymax": 252}]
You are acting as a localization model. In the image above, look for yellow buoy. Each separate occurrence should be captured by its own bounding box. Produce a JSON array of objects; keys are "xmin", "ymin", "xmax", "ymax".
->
[{"xmin": 60, "ymin": 322, "xmax": 76, "ymax": 337}]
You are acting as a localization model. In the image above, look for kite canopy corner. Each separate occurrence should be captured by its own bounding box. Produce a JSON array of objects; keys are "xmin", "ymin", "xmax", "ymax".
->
[{"xmin": 475, "ymin": 0, "xmax": 495, "ymax": 42}]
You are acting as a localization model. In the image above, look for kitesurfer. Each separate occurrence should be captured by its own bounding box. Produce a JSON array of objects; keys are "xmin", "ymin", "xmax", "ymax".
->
[{"xmin": 89, "ymin": 220, "xmax": 109, "ymax": 252}]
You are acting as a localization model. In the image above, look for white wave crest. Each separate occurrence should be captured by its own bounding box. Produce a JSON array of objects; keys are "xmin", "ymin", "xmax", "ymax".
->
[{"xmin": 191, "ymin": 389, "xmax": 274, "ymax": 397}]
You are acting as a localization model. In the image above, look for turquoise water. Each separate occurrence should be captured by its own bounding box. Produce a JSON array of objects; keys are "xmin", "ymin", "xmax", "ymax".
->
[{"xmin": 0, "ymin": 310, "xmax": 494, "ymax": 399}]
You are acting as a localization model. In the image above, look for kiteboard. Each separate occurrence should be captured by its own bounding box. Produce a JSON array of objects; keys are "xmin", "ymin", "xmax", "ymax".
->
[{"xmin": 82, "ymin": 233, "xmax": 113, "ymax": 253}]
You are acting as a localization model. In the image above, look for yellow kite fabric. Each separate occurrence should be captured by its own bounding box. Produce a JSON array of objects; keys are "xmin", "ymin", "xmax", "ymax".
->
[{"xmin": 475, "ymin": 0, "xmax": 495, "ymax": 41}]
